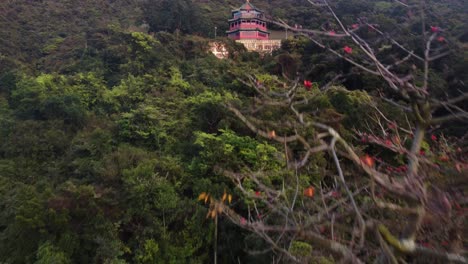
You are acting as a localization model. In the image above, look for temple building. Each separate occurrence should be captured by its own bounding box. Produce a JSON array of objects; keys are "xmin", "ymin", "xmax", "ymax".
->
[{"xmin": 227, "ymin": 0, "xmax": 281, "ymax": 53}]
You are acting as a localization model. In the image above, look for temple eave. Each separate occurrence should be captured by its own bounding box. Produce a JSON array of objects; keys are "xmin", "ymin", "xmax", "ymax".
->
[
  {"xmin": 228, "ymin": 18, "xmax": 266, "ymax": 22},
  {"xmin": 226, "ymin": 29, "xmax": 269, "ymax": 34},
  {"xmin": 231, "ymin": 7, "xmax": 262, "ymax": 13}
]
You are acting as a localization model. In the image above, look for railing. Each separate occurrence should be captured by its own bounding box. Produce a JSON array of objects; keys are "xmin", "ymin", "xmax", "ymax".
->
[
  {"xmin": 233, "ymin": 13, "xmax": 263, "ymax": 19},
  {"xmin": 230, "ymin": 25, "xmax": 267, "ymax": 30}
]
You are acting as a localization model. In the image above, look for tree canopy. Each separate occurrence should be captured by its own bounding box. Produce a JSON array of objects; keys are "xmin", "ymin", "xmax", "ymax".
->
[{"xmin": 0, "ymin": 0, "xmax": 466, "ymax": 263}]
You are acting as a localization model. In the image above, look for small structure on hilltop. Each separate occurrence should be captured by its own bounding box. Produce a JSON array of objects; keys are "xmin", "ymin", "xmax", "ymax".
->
[
  {"xmin": 209, "ymin": 42, "xmax": 229, "ymax": 59},
  {"xmin": 226, "ymin": 0, "xmax": 281, "ymax": 53}
]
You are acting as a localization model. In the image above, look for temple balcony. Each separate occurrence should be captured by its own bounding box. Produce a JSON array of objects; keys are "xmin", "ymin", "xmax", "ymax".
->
[
  {"xmin": 229, "ymin": 24, "xmax": 267, "ymax": 31},
  {"xmin": 233, "ymin": 13, "xmax": 263, "ymax": 19}
]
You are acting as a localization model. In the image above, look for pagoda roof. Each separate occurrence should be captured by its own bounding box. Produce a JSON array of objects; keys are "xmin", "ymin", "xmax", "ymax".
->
[
  {"xmin": 232, "ymin": 0, "xmax": 262, "ymax": 12},
  {"xmin": 240, "ymin": 1, "xmax": 256, "ymax": 10}
]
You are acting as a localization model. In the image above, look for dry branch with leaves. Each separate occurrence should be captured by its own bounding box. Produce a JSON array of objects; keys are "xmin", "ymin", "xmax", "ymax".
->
[{"xmin": 199, "ymin": 0, "xmax": 467, "ymax": 263}]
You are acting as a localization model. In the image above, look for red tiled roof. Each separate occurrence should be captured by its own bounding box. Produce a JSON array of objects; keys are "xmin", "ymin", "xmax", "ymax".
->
[{"xmin": 233, "ymin": 0, "xmax": 260, "ymax": 12}]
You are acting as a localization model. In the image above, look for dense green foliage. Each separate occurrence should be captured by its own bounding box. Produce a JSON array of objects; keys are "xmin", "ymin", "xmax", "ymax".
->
[{"xmin": 0, "ymin": 0, "xmax": 466, "ymax": 263}]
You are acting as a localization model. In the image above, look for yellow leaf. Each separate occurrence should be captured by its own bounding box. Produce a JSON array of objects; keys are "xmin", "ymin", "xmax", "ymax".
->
[
  {"xmin": 222, "ymin": 192, "xmax": 227, "ymax": 202},
  {"xmin": 204, "ymin": 194, "xmax": 210, "ymax": 204},
  {"xmin": 211, "ymin": 210, "xmax": 216, "ymax": 219},
  {"xmin": 228, "ymin": 194, "xmax": 232, "ymax": 204},
  {"xmin": 206, "ymin": 210, "xmax": 211, "ymax": 219},
  {"xmin": 198, "ymin": 192, "xmax": 207, "ymax": 201}
]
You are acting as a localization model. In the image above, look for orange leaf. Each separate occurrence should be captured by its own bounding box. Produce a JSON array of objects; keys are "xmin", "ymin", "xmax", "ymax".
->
[
  {"xmin": 303, "ymin": 186, "xmax": 315, "ymax": 198},
  {"xmin": 268, "ymin": 130, "xmax": 276, "ymax": 139},
  {"xmin": 361, "ymin": 155, "xmax": 374, "ymax": 167},
  {"xmin": 198, "ymin": 192, "xmax": 207, "ymax": 201},
  {"xmin": 439, "ymin": 155, "xmax": 449, "ymax": 162}
]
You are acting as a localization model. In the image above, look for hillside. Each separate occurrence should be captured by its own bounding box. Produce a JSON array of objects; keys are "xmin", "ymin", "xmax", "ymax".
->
[{"xmin": 0, "ymin": 0, "xmax": 466, "ymax": 263}]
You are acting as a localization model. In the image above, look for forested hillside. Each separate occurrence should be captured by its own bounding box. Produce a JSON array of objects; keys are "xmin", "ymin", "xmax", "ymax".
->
[{"xmin": 0, "ymin": 0, "xmax": 466, "ymax": 263}]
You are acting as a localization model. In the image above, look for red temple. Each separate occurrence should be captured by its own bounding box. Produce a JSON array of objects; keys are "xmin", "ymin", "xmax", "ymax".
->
[{"xmin": 226, "ymin": 0, "xmax": 269, "ymax": 40}]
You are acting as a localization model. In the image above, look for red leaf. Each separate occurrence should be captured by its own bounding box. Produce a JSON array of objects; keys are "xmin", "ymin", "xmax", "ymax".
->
[
  {"xmin": 437, "ymin": 36, "xmax": 445, "ymax": 42},
  {"xmin": 385, "ymin": 139, "xmax": 392, "ymax": 146},
  {"xmin": 303, "ymin": 80, "xmax": 312, "ymax": 90},
  {"xmin": 240, "ymin": 217, "xmax": 247, "ymax": 225},
  {"xmin": 343, "ymin": 46, "xmax": 353, "ymax": 54},
  {"xmin": 431, "ymin": 134, "xmax": 437, "ymax": 141},
  {"xmin": 430, "ymin": 26, "xmax": 439, "ymax": 33}
]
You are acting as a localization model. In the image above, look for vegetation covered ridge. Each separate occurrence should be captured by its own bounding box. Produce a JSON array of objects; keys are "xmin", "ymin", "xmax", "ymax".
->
[{"xmin": 0, "ymin": 0, "xmax": 466, "ymax": 263}]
